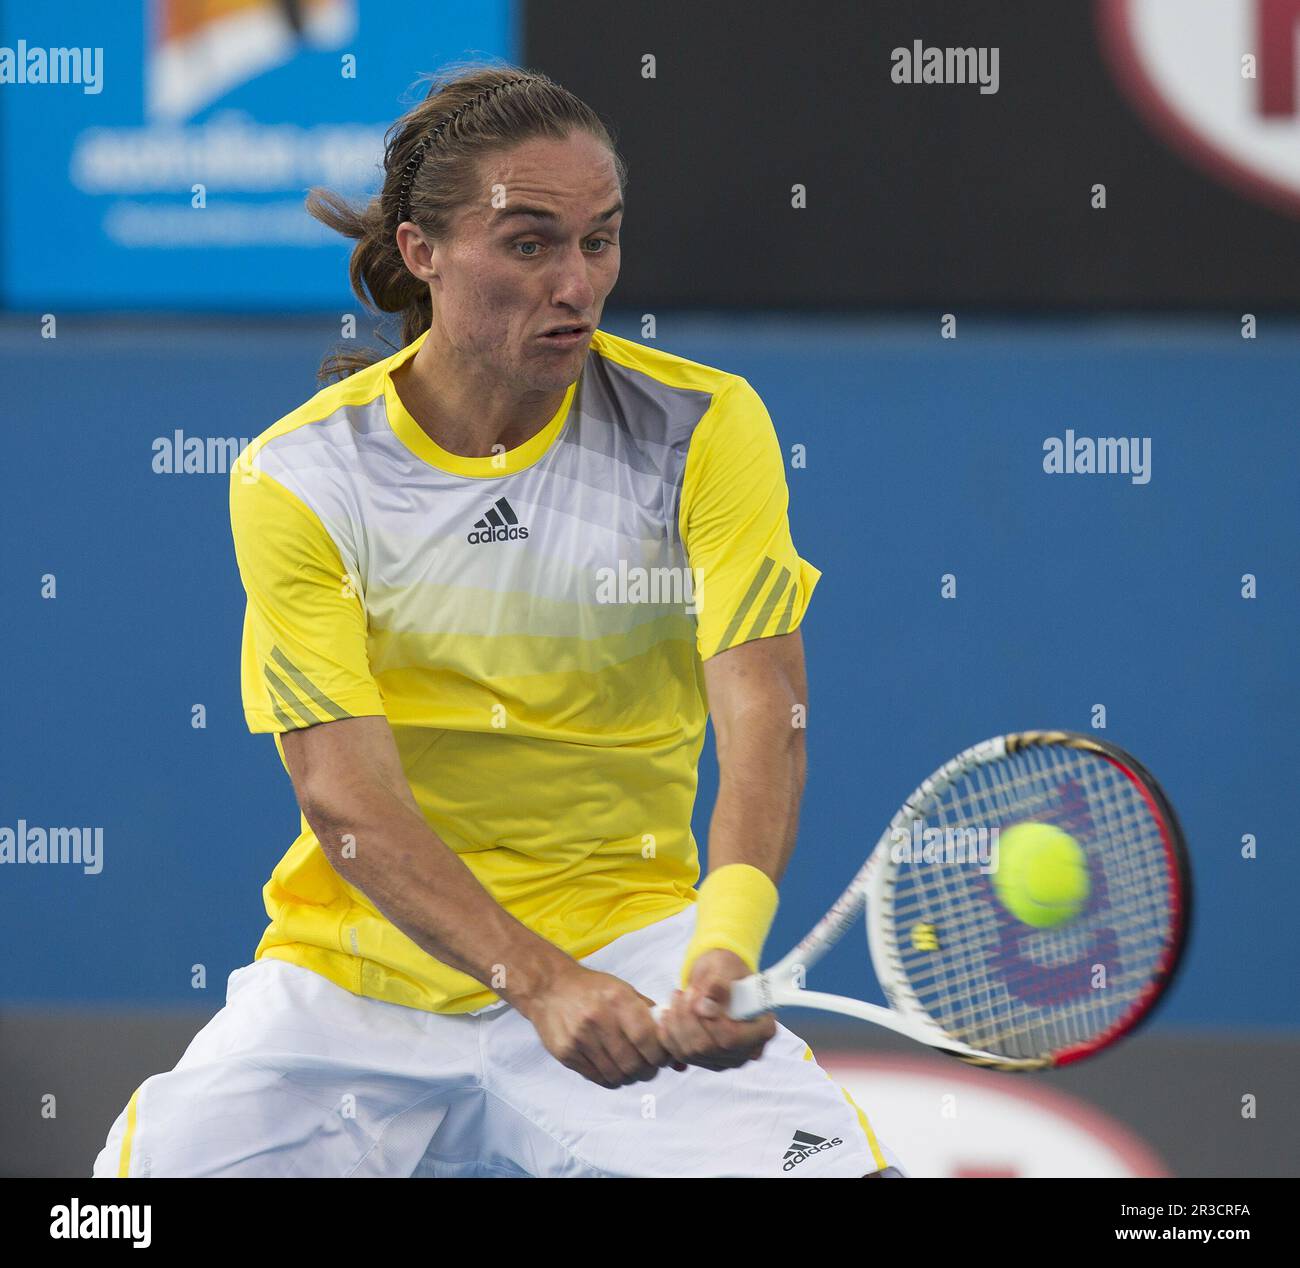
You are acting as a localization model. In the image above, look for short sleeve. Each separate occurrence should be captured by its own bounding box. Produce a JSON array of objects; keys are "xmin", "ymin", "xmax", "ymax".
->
[
  {"xmin": 679, "ymin": 376, "xmax": 821, "ymax": 661},
  {"xmin": 229, "ymin": 452, "xmax": 387, "ymax": 734}
]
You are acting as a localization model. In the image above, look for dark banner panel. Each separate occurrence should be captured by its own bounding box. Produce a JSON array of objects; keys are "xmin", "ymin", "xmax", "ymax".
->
[{"xmin": 526, "ymin": 0, "xmax": 1300, "ymax": 309}]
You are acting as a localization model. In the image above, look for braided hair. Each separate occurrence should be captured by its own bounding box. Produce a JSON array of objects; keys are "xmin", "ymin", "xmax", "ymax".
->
[
  {"xmin": 306, "ymin": 62, "xmax": 627, "ymax": 382},
  {"xmin": 395, "ymin": 76, "xmax": 539, "ymax": 225}
]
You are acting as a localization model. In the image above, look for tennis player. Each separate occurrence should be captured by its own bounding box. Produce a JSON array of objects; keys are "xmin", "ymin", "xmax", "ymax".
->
[{"xmin": 92, "ymin": 63, "xmax": 905, "ymax": 1179}]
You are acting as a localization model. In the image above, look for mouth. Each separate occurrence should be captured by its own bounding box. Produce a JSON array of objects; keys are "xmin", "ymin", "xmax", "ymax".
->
[{"xmin": 538, "ymin": 323, "xmax": 591, "ymax": 346}]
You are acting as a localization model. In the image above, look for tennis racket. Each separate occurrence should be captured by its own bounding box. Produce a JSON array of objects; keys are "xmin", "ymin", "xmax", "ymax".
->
[{"xmin": 663, "ymin": 731, "xmax": 1191, "ymax": 1072}]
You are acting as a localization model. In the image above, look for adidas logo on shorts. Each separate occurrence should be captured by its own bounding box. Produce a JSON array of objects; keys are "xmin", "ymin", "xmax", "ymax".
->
[
  {"xmin": 782, "ymin": 1129, "xmax": 844, "ymax": 1171},
  {"xmin": 467, "ymin": 497, "xmax": 529, "ymax": 544}
]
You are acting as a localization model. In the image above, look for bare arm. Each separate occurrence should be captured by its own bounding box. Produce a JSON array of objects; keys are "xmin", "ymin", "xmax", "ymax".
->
[
  {"xmin": 657, "ymin": 630, "xmax": 808, "ymax": 1068},
  {"xmin": 700, "ymin": 627, "xmax": 808, "ymax": 884},
  {"xmin": 279, "ymin": 715, "xmax": 675, "ymax": 1086},
  {"xmin": 281, "ymin": 715, "xmax": 561, "ymax": 997}
]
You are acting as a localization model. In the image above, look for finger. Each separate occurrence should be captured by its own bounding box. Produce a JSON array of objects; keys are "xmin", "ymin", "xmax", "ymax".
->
[
  {"xmin": 693, "ymin": 975, "xmax": 734, "ymax": 1018},
  {"xmin": 744, "ymin": 1014, "xmax": 776, "ymax": 1056},
  {"xmin": 593, "ymin": 1025, "xmax": 656, "ymax": 1086},
  {"xmin": 683, "ymin": 992, "xmax": 774, "ymax": 1066},
  {"xmin": 566, "ymin": 1051, "xmax": 614, "ymax": 1088},
  {"xmin": 717, "ymin": 1020, "xmax": 774, "ymax": 1066},
  {"xmin": 577, "ymin": 1035, "xmax": 626, "ymax": 1088},
  {"xmin": 652, "ymin": 997, "xmax": 691, "ymax": 1070},
  {"xmin": 658, "ymin": 991, "xmax": 742, "ymax": 1071},
  {"xmin": 665, "ymin": 989, "xmax": 731, "ymax": 1063},
  {"xmin": 641, "ymin": 992, "xmax": 686, "ymax": 1066},
  {"xmin": 708, "ymin": 1012, "xmax": 775, "ymax": 1054},
  {"xmin": 620, "ymin": 1002, "xmax": 673, "ymax": 1074},
  {"xmin": 690, "ymin": 985, "xmax": 774, "ymax": 1043}
]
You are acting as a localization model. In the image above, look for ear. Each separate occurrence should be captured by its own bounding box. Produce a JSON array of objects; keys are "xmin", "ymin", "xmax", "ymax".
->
[{"xmin": 396, "ymin": 222, "xmax": 437, "ymax": 284}]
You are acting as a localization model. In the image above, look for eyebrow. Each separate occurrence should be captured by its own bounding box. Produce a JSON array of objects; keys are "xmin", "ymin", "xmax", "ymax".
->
[{"xmin": 495, "ymin": 201, "xmax": 624, "ymax": 226}]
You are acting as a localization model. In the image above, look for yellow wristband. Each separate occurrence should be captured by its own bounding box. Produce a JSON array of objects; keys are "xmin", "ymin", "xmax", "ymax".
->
[{"xmin": 679, "ymin": 863, "xmax": 779, "ymax": 987}]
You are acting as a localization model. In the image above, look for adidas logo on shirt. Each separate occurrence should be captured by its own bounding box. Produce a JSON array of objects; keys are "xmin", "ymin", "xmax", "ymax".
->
[
  {"xmin": 781, "ymin": 1129, "xmax": 844, "ymax": 1171},
  {"xmin": 467, "ymin": 497, "xmax": 529, "ymax": 544}
]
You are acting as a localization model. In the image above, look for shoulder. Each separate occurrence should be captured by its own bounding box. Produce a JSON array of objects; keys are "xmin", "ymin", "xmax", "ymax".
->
[
  {"xmin": 586, "ymin": 329, "xmax": 768, "ymax": 456},
  {"xmin": 230, "ymin": 347, "xmax": 401, "ymax": 492},
  {"xmin": 589, "ymin": 328, "xmax": 742, "ymax": 400}
]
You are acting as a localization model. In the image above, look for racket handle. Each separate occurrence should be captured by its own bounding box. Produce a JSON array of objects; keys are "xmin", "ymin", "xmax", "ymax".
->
[
  {"xmin": 648, "ymin": 976, "xmax": 765, "ymax": 1025},
  {"xmin": 727, "ymin": 974, "xmax": 766, "ymax": 1019}
]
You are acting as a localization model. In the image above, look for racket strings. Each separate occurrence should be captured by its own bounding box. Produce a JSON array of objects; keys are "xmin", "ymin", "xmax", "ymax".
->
[
  {"xmin": 890, "ymin": 806, "xmax": 1165, "ymax": 941},
  {"xmin": 883, "ymin": 744, "xmax": 1177, "ymax": 1060},
  {"xmin": 926, "ymin": 780, "xmax": 1168, "ymax": 1053},
  {"xmin": 926, "ymin": 747, "xmax": 1171, "ymax": 1052}
]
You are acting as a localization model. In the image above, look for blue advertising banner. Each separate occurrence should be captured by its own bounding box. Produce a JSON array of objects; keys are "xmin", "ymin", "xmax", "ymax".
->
[{"xmin": 0, "ymin": 0, "xmax": 516, "ymax": 308}]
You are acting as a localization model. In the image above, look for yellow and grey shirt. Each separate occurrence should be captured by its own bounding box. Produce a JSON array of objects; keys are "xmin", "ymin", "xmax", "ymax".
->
[{"xmin": 230, "ymin": 327, "xmax": 819, "ymax": 1013}]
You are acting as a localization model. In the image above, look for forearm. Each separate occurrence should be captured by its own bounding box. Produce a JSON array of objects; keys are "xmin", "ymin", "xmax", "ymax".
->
[
  {"xmin": 677, "ymin": 710, "xmax": 805, "ymax": 984},
  {"xmin": 302, "ymin": 783, "xmax": 572, "ymax": 1010},
  {"xmin": 706, "ymin": 709, "xmax": 806, "ymax": 882}
]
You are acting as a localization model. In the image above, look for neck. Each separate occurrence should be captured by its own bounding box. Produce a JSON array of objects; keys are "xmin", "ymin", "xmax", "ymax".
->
[{"xmin": 393, "ymin": 330, "xmax": 569, "ymax": 458}]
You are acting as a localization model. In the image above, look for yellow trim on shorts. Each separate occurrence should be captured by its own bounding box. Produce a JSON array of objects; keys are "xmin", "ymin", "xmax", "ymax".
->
[
  {"xmin": 801, "ymin": 1044, "xmax": 888, "ymax": 1172},
  {"xmin": 117, "ymin": 1088, "xmax": 140, "ymax": 1177}
]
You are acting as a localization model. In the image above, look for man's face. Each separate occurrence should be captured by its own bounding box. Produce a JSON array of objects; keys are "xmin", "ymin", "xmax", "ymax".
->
[{"xmin": 428, "ymin": 131, "xmax": 622, "ymax": 394}]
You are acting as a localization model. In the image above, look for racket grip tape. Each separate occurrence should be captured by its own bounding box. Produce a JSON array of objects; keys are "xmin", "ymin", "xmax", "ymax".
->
[{"xmin": 648, "ymin": 975, "xmax": 767, "ymax": 1025}]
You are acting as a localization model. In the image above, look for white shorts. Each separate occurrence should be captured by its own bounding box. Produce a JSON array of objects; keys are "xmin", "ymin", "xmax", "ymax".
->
[{"xmin": 92, "ymin": 906, "xmax": 906, "ymax": 1178}]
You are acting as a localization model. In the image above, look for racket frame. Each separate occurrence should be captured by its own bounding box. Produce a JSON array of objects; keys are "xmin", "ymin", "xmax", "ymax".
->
[{"xmin": 727, "ymin": 731, "xmax": 1191, "ymax": 1072}]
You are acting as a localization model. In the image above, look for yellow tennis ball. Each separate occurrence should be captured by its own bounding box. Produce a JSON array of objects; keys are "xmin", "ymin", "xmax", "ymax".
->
[{"xmin": 992, "ymin": 823, "xmax": 1090, "ymax": 928}]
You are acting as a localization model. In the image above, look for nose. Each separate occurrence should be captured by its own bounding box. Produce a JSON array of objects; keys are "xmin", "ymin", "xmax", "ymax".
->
[{"xmin": 549, "ymin": 241, "xmax": 598, "ymax": 313}]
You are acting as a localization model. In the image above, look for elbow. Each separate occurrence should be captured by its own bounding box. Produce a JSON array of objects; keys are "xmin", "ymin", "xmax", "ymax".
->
[
  {"xmin": 296, "ymin": 774, "xmax": 413, "ymax": 862},
  {"xmin": 295, "ymin": 780, "xmax": 366, "ymax": 858},
  {"xmin": 714, "ymin": 690, "xmax": 808, "ymax": 772}
]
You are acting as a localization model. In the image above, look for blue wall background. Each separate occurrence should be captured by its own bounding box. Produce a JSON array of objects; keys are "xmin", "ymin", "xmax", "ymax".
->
[
  {"xmin": 2, "ymin": 314, "xmax": 1296, "ymax": 1030},
  {"xmin": 0, "ymin": 0, "xmax": 515, "ymax": 307}
]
